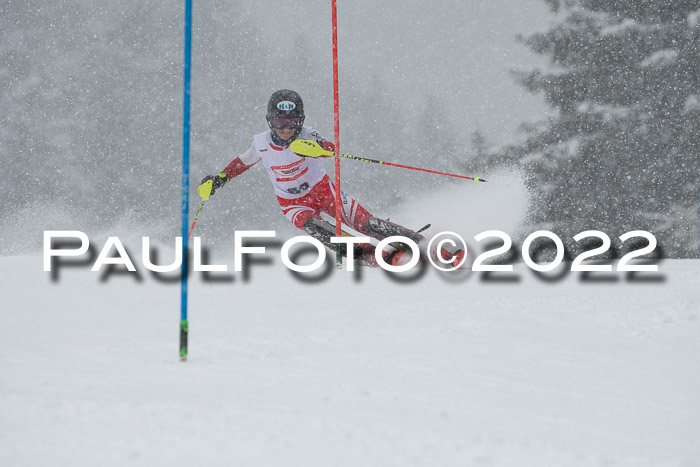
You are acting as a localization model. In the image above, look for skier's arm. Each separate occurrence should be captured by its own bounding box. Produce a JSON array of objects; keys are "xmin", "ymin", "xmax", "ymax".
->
[
  {"xmin": 222, "ymin": 143, "xmax": 260, "ymax": 179},
  {"xmin": 199, "ymin": 143, "xmax": 260, "ymax": 198},
  {"xmin": 222, "ymin": 157, "xmax": 255, "ymax": 179}
]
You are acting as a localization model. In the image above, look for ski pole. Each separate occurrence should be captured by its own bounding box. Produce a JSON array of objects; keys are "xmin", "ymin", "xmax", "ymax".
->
[
  {"xmin": 188, "ymin": 179, "xmax": 214, "ymax": 240},
  {"xmin": 290, "ymin": 139, "xmax": 487, "ymax": 183},
  {"xmin": 187, "ymin": 199, "xmax": 205, "ymax": 240}
]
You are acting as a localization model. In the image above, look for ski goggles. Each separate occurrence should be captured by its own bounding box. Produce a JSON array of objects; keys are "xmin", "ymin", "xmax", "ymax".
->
[{"xmin": 270, "ymin": 117, "xmax": 303, "ymax": 130}]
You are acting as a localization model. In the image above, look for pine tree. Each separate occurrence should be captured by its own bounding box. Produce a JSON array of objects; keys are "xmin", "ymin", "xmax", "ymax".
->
[{"xmin": 510, "ymin": 0, "xmax": 700, "ymax": 257}]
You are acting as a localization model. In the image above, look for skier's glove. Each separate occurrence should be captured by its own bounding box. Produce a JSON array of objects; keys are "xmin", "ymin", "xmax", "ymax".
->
[
  {"xmin": 320, "ymin": 141, "xmax": 335, "ymax": 153},
  {"xmin": 198, "ymin": 172, "xmax": 229, "ymax": 200}
]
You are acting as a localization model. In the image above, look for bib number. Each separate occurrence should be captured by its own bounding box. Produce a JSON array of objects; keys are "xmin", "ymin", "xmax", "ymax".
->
[{"xmin": 286, "ymin": 182, "xmax": 310, "ymax": 195}]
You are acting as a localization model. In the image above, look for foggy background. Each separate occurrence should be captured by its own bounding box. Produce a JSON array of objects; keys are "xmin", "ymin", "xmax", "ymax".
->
[{"xmin": 1, "ymin": 0, "xmax": 698, "ymax": 257}]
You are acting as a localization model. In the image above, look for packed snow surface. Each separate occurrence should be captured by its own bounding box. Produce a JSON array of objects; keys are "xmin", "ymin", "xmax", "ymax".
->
[{"xmin": 1, "ymin": 252, "xmax": 698, "ymax": 466}]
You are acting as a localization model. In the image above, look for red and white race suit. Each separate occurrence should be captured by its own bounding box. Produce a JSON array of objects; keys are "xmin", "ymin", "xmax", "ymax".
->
[{"xmin": 221, "ymin": 126, "xmax": 372, "ymax": 233}]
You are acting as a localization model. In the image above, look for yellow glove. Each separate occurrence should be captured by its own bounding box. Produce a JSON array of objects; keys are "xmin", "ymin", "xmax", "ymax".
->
[{"xmin": 198, "ymin": 173, "xmax": 229, "ymax": 200}]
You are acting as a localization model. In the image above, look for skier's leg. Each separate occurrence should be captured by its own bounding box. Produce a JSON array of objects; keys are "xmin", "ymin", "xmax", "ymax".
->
[
  {"xmin": 278, "ymin": 201, "xmax": 317, "ymax": 230},
  {"xmin": 301, "ymin": 217, "xmax": 376, "ymax": 264},
  {"xmin": 313, "ymin": 176, "xmax": 374, "ymax": 235},
  {"xmin": 316, "ymin": 178, "xmax": 421, "ymax": 266},
  {"xmin": 277, "ymin": 175, "xmax": 343, "ymax": 230},
  {"xmin": 308, "ymin": 178, "xmax": 464, "ymax": 268},
  {"xmin": 276, "ymin": 188, "xmax": 375, "ymax": 264},
  {"xmin": 308, "ymin": 177, "xmax": 422, "ymax": 243}
]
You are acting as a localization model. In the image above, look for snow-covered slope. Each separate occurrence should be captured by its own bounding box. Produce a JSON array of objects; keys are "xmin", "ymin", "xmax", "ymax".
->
[{"xmin": 1, "ymin": 253, "xmax": 698, "ymax": 466}]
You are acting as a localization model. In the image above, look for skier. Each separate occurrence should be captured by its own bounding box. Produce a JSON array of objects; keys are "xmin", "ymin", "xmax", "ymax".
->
[{"xmin": 199, "ymin": 89, "xmax": 459, "ymax": 267}]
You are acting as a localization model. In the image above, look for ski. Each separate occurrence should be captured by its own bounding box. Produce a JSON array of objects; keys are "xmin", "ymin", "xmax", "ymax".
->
[
  {"xmin": 364, "ymin": 218, "xmax": 464, "ymax": 268},
  {"xmin": 320, "ymin": 218, "xmax": 464, "ymax": 269}
]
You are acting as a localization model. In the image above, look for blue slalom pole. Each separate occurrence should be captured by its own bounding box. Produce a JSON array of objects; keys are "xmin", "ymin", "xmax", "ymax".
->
[{"xmin": 180, "ymin": 0, "xmax": 192, "ymax": 361}]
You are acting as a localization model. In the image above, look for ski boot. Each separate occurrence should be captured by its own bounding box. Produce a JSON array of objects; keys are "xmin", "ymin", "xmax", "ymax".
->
[
  {"xmin": 364, "ymin": 217, "xmax": 426, "ymax": 244},
  {"xmin": 303, "ymin": 217, "xmax": 381, "ymax": 267},
  {"xmin": 365, "ymin": 217, "xmax": 466, "ymax": 268},
  {"xmin": 356, "ymin": 244, "xmax": 408, "ymax": 268}
]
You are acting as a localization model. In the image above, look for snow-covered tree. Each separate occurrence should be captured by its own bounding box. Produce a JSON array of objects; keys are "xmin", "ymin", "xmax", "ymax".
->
[{"xmin": 509, "ymin": 0, "xmax": 700, "ymax": 257}]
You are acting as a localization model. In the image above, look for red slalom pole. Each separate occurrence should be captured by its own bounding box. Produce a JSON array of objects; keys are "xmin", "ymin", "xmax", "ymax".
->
[{"xmin": 331, "ymin": 0, "xmax": 342, "ymax": 268}]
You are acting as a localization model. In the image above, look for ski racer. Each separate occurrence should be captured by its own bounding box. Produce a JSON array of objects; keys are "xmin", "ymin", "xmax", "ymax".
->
[{"xmin": 198, "ymin": 89, "xmax": 461, "ymax": 267}]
